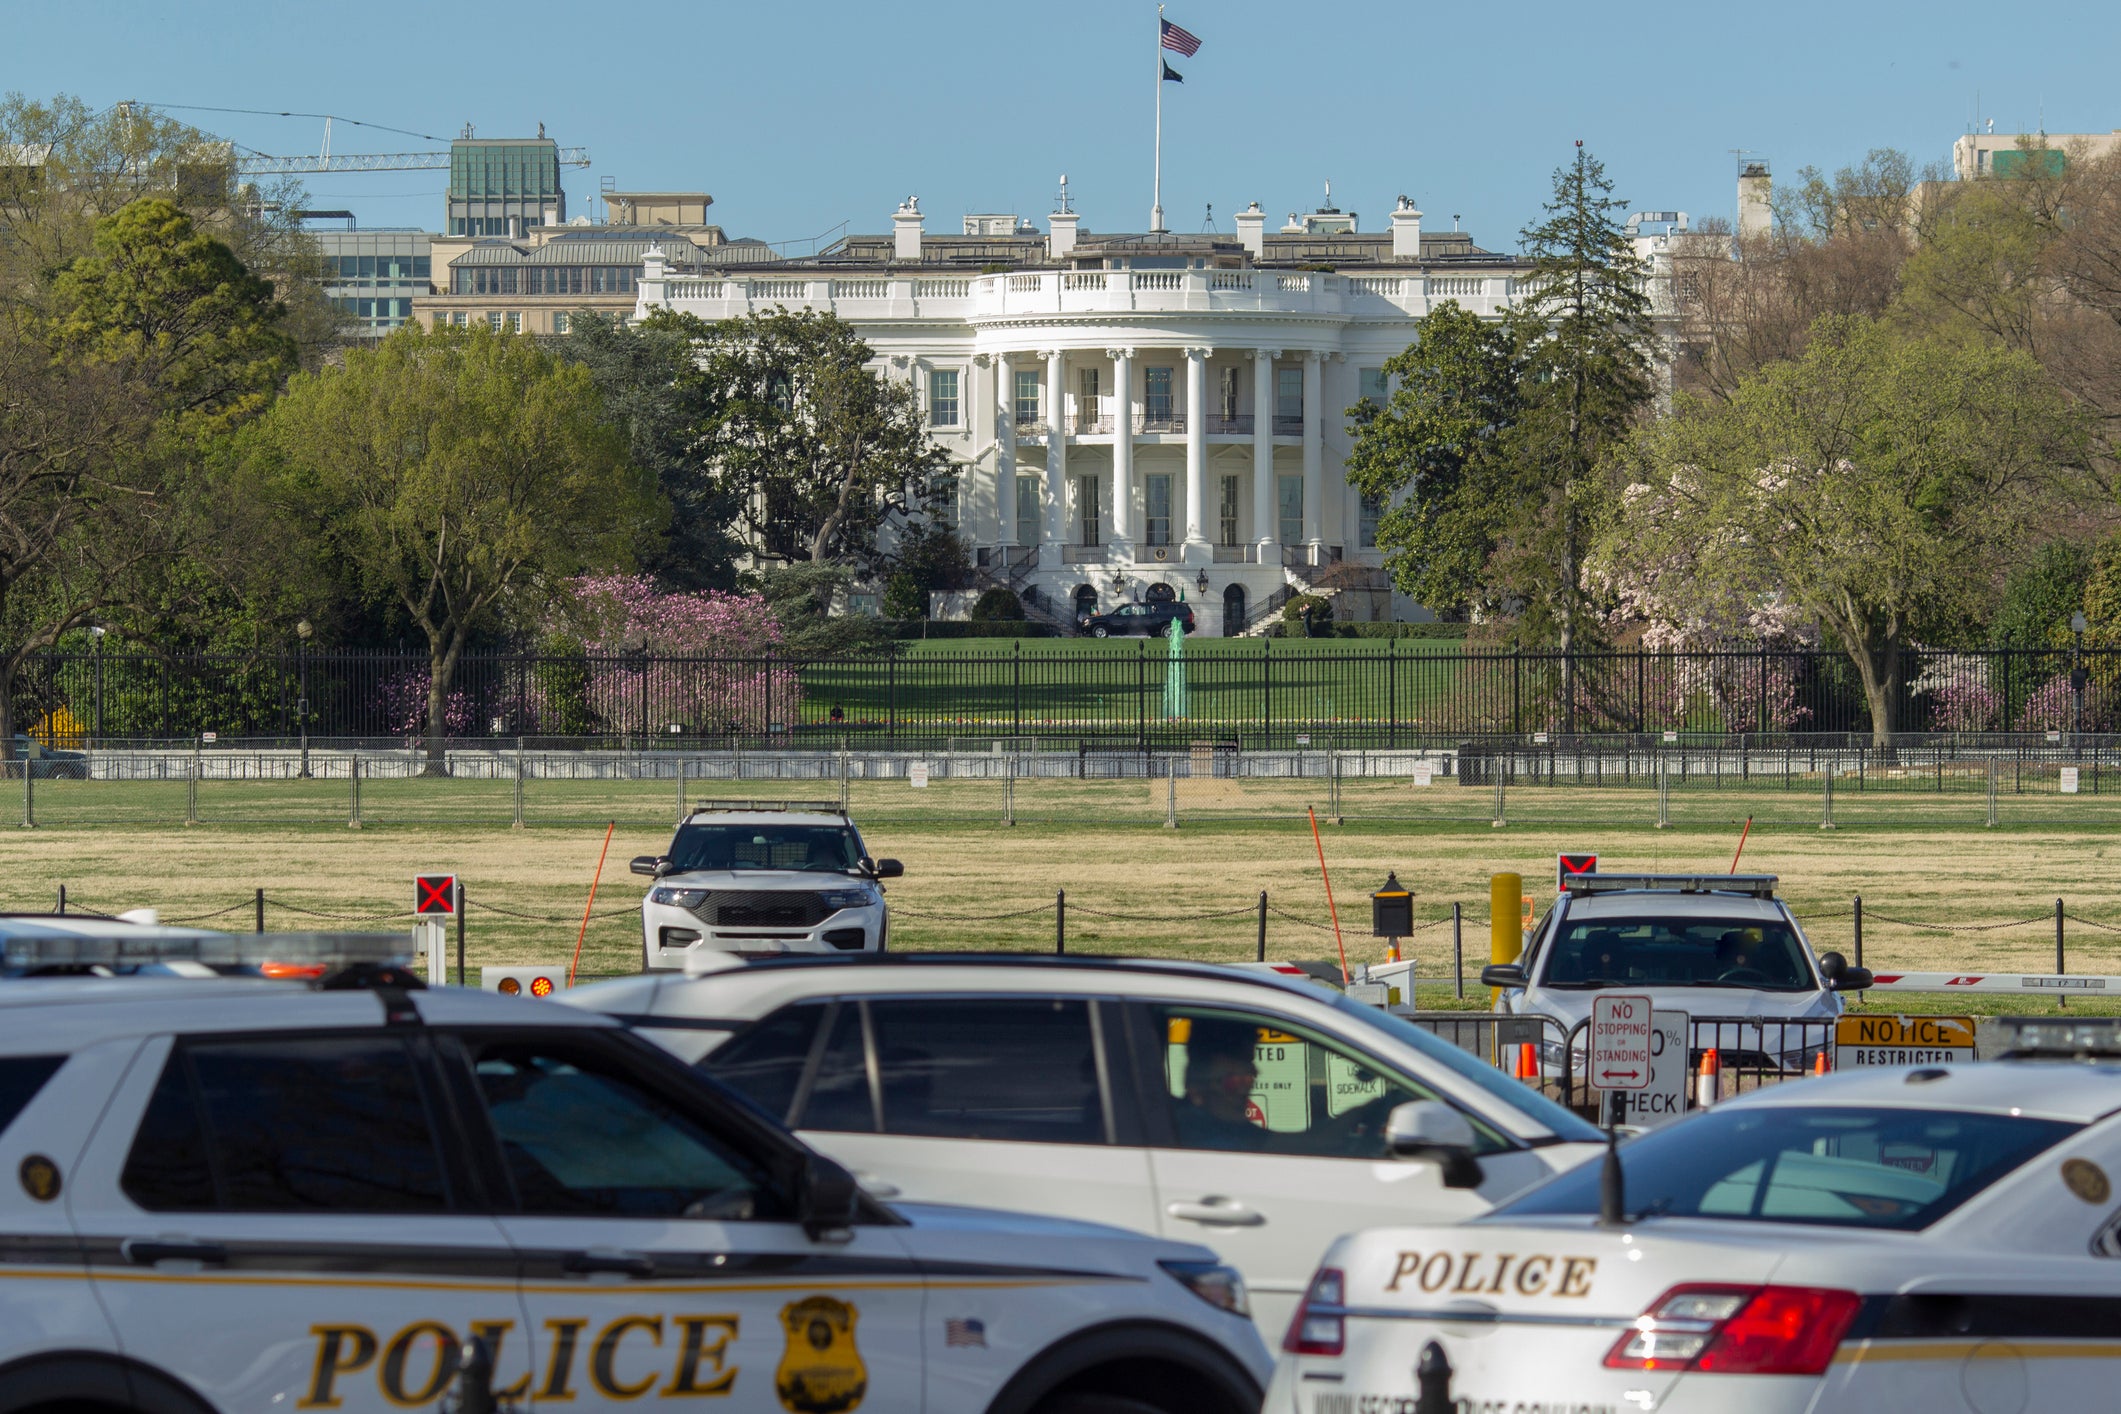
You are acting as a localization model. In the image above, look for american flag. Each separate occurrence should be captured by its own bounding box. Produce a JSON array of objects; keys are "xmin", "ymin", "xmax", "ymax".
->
[
  {"xmin": 944, "ymin": 1318, "xmax": 987, "ymax": 1348},
  {"xmin": 1159, "ymin": 18, "xmax": 1202, "ymax": 56}
]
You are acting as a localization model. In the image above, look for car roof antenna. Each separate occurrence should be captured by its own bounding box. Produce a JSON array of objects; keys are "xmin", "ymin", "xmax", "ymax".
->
[{"xmin": 1597, "ymin": 1092, "xmax": 1628, "ymax": 1226}]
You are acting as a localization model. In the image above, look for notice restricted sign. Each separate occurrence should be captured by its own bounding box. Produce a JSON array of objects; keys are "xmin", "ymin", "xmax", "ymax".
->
[{"xmin": 1835, "ymin": 1014, "xmax": 1975, "ymax": 1068}]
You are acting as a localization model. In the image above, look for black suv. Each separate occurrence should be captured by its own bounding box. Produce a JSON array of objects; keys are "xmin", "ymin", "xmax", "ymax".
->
[{"xmin": 1080, "ymin": 601, "xmax": 1196, "ymax": 637}]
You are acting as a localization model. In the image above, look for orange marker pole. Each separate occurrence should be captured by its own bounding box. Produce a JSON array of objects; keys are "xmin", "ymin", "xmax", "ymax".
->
[
  {"xmin": 568, "ymin": 820, "xmax": 616, "ymax": 987},
  {"xmin": 1308, "ymin": 805, "xmax": 1350, "ymax": 983},
  {"xmin": 1730, "ymin": 815, "xmax": 1754, "ymax": 874}
]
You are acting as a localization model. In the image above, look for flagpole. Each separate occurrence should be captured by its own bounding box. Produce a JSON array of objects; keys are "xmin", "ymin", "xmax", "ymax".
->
[{"xmin": 1151, "ymin": 3, "xmax": 1165, "ymax": 233}]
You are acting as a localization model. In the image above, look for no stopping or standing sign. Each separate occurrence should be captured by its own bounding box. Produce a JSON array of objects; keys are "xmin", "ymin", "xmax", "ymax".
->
[{"xmin": 1589, "ymin": 993, "xmax": 1653, "ymax": 1090}]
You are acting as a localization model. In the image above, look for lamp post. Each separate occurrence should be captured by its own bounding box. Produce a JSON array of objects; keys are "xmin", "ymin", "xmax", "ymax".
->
[
  {"xmin": 2071, "ymin": 611, "xmax": 2089, "ymax": 741},
  {"xmin": 295, "ymin": 620, "xmax": 313, "ymax": 778}
]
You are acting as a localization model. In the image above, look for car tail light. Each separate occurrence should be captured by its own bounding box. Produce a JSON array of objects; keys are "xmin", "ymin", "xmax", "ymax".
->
[
  {"xmin": 1604, "ymin": 1284, "xmax": 1861, "ymax": 1375},
  {"xmin": 1282, "ymin": 1266, "xmax": 1345, "ymax": 1357}
]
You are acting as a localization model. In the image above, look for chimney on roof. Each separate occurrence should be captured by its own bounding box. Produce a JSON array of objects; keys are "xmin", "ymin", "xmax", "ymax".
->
[
  {"xmin": 1234, "ymin": 201, "xmax": 1265, "ymax": 258},
  {"xmin": 1390, "ymin": 194, "xmax": 1423, "ymax": 260},
  {"xmin": 1048, "ymin": 210, "xmax": 1078, "ymax": 260},
  {"xmin": 893, "ymin": 196, "xmax": 924, "ymax": 263},
  {"xmin": 1737, "ymin": 162, "xmax": 1772, "ymax": 242}
]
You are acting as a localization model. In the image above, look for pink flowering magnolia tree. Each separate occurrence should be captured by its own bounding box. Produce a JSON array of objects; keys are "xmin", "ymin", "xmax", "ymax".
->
[{"xmin": 557, "ymin": 575, "xmax": 801, "ymax": 735}]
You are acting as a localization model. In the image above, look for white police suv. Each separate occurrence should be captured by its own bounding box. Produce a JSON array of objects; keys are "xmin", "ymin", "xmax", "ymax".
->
[
  {"xmin": 1484, "ymin": 874, "xmax": 1872, "ymax": 1076},
  {"xmin": 1269, "ymin": 1060, "xmax": 2121, "ymax": 1414},
  {"xmin": 0, "ymin": 933, "xmax": 1268, "ymax": 1414},
  {"xmin": 566, "ymin": 955, "xmax": 1609, "ymax": 1340},
  {"xmin": 634, "ymin": 802, "xmax": 899, "ymax": 968}
]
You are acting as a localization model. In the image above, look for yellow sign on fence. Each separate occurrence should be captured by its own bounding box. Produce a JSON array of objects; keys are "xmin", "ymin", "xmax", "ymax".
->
[{"xmin": 1834, "ymin": 1015, "xmax": 1975, "ymax": 1068}]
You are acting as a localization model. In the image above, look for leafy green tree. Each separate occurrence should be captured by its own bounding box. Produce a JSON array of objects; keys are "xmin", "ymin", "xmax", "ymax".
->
[
  {"xmin": 1604, "ymin": 317, "xmax": 2089, "ymax": 747},
  {"xmin": 0, "ymin": 199, "xmax": 292, "ymax": 757},
  {"xmin": 1345, "ymin": 302, "xmax": 1524, "ymax": 619},
  {"xmin": 1990, "ymin": 541, "xmax": 2091, "ymax": 647},
  {"xmin": 553, "ymin": 310, "xmax": 740, "ymax": 590},
  {"xmin": 242, "ymin": 325, "xmax": 660, "ymax": 771},
  {"xmin": 689, "ymin": 309, "xmax": 957, "ymax": 569}
]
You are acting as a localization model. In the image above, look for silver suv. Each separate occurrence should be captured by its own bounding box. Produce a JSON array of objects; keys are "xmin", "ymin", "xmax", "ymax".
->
[{"xmin": 632, "ymin": 801, "xmax": 901, "ymax": 969}]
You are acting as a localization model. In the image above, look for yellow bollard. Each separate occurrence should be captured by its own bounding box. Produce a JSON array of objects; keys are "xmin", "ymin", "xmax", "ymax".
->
[{"xmin": 1490, "ymin": 872, "xmax": 1522, "ymax": 1008}]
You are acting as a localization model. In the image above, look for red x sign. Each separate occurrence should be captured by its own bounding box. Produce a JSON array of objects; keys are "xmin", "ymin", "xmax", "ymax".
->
[
  {"xmin": 1557, "ymin": 853, "xmax": 1597, "ymax": 891},
  {"xmin": 414, "ymin": 874, "xmax": 458, "ymax": 915}
]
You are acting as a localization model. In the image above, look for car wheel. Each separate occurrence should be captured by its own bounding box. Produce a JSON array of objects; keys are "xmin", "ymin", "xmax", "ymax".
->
[
  {"xmin": 1092, "ymin": 626, "xmax": 1109, "ymax": 638},
  {"xmin": 1033, "ymin": 1398, "xmax": 1167, "ymax": 1414}
]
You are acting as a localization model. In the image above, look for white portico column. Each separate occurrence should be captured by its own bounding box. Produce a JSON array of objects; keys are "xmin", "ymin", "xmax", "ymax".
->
[
  {"xmin": 1044, "ymin": 348, "xmax": 1067, "ymax": 548},
  {"xmin": 991, "ymin": 355, "xmax": 1016, "ymax": 547},
  {"xmin": 1183, "ymin": 346, "xmax": 1210, "ymax": 554},
  {"xmin": 1108, "ymin": 347, "xmax": 1135, "ymax": 548},
  {"xmin": 1302, "ymin": 350, "xmax": 1324, "ymax": 551},
  {"xmin": 1252, "ymin": 348, "xmax": 1279, "ymax": 561}
]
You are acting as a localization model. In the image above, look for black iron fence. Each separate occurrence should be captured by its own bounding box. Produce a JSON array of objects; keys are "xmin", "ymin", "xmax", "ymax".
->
[{"xmin": 9, "ymin": 643, "xmax": 2120, "ymax": 748}]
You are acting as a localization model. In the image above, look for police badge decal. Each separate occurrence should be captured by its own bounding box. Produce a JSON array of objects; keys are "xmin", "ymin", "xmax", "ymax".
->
[{"xmin": 775, "ymin": 1295, "xmax": 867, "ymax": 1413}]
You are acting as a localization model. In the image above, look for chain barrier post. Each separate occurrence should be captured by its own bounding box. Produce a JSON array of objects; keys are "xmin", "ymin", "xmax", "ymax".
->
[
  {"xmin": 255, "ymin": 887, "xmax": 264, "ymax": 934},
  {"xmin": 2056, "ymin": 897, "xmax": 2067, "ymax": 1008},
  {"xmin": 512, "ymin": 738, "xmax": 525, "ymax": 829},
  {"xmin": 1986, "ymin": 756, "xmax": 1999, "ymax": 828},
  {"xmin": 1453, "ymin": 901, "xmax": 1464, "ymax": 1000},
  {"xmin": 1820, "ymin": 762, "xmax": 1836, "ymax": 830},
  {"xmin": 456, "ymin": 879, "xmax": 467, "ymax": 987},
  {"xmin": 1256, "ymin": 890, "xmax": 1268, "ymax": 962},
  {"xmin": 1055, "ymin": 889, "xmax": 1066, "ymax": 955},
  {"xmin": 1852, "ymin": 894, "xmax": 1863, "ymax": 971},
  {"xmin": 348, "ymin": 752, "xmax": 363, "ymax": 830}
]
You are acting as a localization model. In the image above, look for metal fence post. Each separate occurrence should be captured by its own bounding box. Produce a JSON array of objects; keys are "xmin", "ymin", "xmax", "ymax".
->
[
  {"xmin": 1820, "ymin": 763, "xmax": 1836, "ymax": 831},
  {"xmin": 1986, "ymin": 756, "xmax": 1999, "ymax": 828},
  {"xmin": 839, "ymin": 744, "xmax": 850, "ymax": 812},
  {"xmin": 1491, "ymin": 760, "xmax": 1506, "ymax": 829},
  {"xmin": 1656, "ymin": 754, "xmax": 1671, "ymax": 829},
  {"xmin": 1453, "ymin": 901, "xmax": 1464, "ymax": 1000},
  {"xmin": 1003, "ymin": 752, "xmax": 1016, "ymax": 827},
  {"xmin": 1329, "ymin": 751, "xmax": 1342, "ymax": 825},
  {"xmin": 676, "ymin": 755, "xmax": 687, "ymax": 824},
  {"xmin": 512, "ymin": 738, "xmax": 525, "ymax": 829},
  {"xmin": 20, "ymin": 757, "xmax": 32, "ymax": 830},
  {"xmin": 348, "ymin": 752, "xmax": 363, "ymax": 830},
  {"xmin": 1164, "ymin": 756, "xmax": 1178, "ymax": 829},
  {"xmin": 185, "ymin": 742, "xmax": 199, "ymax": 827}
]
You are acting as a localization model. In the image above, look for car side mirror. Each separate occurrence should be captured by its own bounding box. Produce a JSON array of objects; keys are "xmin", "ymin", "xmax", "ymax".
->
[
  {"xmin": 1817, "ymin": 951, "xmax": 1846, "ymax": 982},
  {"xmin": 1385, "ymin": 1101, "xmax": 1483, "ymax": 1189},
  {"xmin": 1834, "ymin": 966, "xmax": 1874, "ymax": 993},
  {"xmin": 798, "ymin": 1154, "xmax": 861, "ymax": 1241},
  {"xmin": 628, "ymin": 856, "xmax": 661, "ymax": 878},
  {"xmin": 872, "ymin": 858, "xmax": 904, "ymax": 879},
  {"xmin": 1480, "ymin": 963, "xmax": 1527, "ymax": 989}
]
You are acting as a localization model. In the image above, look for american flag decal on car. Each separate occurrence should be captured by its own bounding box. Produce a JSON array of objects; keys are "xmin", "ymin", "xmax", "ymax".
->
[{"xmin": 944, "ymin": 1318, "xmax": 987, "ymax": 1348}]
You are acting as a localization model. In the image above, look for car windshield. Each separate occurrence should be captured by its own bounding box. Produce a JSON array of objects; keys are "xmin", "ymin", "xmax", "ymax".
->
[
  {"xmin": 667, "ymin": 823, "xmax": 862, "ymax": 873},
  {"xmin": 1538, "ymin": 914, "xmax": 1815, "ymax": 992},
  {"xmin": 1493, "ymin": 1105, "xmax": 2078, "ymax": 1231},
  {"xmin": 1324, "ymin": 993, "xmax": 1603, "ymax": 1144}
]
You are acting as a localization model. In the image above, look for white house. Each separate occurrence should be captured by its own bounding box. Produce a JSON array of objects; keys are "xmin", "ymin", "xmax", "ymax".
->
[{"xmin": 636, "ymin": 191, "xmax": 1659, "ymax": 636}]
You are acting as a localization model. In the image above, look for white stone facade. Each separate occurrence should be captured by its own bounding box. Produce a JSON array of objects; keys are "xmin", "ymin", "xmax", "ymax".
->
[{"xmin": 635, "ymin": 198, "xmax": 1540, "ymax": 636}]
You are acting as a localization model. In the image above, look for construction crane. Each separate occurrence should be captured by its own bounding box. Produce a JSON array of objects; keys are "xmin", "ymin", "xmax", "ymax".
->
[{"xmin": 124, "ymin": 106, "xmax": 591, "ymax": 177}]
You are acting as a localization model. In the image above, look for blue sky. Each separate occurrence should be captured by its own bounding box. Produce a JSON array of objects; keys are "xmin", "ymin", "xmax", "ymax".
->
[{"xmin": 7, "ymin": 0, "xmax": 2118, "ymax": 251}]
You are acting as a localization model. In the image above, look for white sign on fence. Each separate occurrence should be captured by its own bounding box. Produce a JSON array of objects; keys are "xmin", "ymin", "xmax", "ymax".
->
[
  {"xmin": 1628, "ymin": 1011, "xmax": 1689, "ymax": 1128},
  {"xmin": 1412, "ymin": 763, "xmax": 1435, "ymax": 787},
  {"xmin": 2061, "ymin": 766, "xmax": 2081, "ymax": 794},
  {"xmin": 908, "ymin": 761, "xmax": 930, "ymax": 789},
  {"xmin": 1589, "ymin": 994, "xmax": 1654, "ymax": 1090}
]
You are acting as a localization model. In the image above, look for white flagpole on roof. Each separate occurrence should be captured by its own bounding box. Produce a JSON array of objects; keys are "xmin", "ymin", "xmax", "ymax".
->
[{"xmin": 1151, "ymin": 3, "xmax": 1166, "ymax": 233}]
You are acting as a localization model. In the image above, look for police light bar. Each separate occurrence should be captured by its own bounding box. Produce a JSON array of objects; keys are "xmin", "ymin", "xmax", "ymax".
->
[
  {"xmin": 687, "ymin": 800, "xmax": 848, "ymax": 816},
  {"xmin": 1561, "ymin": 873, "xmax": 1780, "ymax": 899},
  {"xmin": 0, "ymin": 931, "xmax": 412, "ymax": 971},
  {"xmin": 1976, "ymin": 1015, "xmax": 2121, "ymax": 1061}
]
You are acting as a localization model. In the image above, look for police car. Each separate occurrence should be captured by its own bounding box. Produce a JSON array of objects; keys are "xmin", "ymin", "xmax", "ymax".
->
[
  {"xmin": 1267, "ymin": 1060, "xmax": 2121, "ymax": 1413},
  {"xmin": 634, "ymin": 802, "xmax": 899, "ymax": 968},
  {"xmin": 0, "ymin": 933, "xmax": 1268, "ymax": 1413},
  {"xmin": 565, "ymin": 955, "xmax": 1609, "ymax": 1339},
  {"xmin": 1483, "ymin": 874, "xmax": 1872, "ymax": 1075}
]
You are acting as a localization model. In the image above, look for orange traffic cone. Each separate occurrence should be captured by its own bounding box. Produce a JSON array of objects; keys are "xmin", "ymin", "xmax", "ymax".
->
[
  {"xmin": 1695, "ymin": 1048, "xmax": 1721, "ymax": 1108},
  {"xmin": 1812, "ymin": 1049, "xmax": 1830, "ymax": 1077},
  {"xmin": 1515, "ymin": 1042, "xmax": 1540, "ymax": 1081}
]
